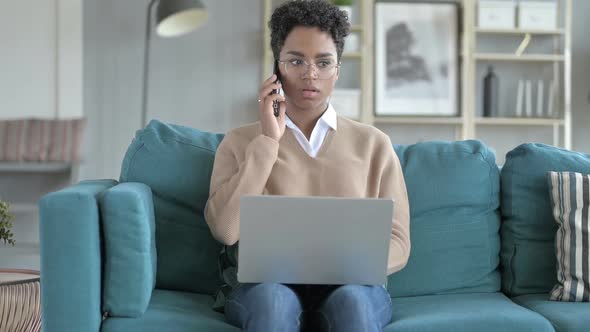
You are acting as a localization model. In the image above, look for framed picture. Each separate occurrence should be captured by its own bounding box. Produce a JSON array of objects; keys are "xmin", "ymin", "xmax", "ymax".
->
[{"xmin": 375, "ymin": 2, "xmax": 459, "ymax": 116}]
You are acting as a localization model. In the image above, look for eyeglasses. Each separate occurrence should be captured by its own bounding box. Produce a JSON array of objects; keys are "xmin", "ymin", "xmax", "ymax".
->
[{"xmin": 278, "ymin": 58, "xmax": 340, "ymax": 80}]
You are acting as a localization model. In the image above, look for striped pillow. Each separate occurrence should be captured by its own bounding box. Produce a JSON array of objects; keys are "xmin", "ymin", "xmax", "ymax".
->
[
  {"xmin": 26, "ymin": 119, "xmax": 86, "ymax": 162},
  {"xmin": 548, "ymin": 171, "xmax": 590, "ymax": 302},
  {"xmin": 0, "ymin": 118, "xmax": 85, "ymax": 162},
  {"xmin": 0, "ymin": 120, "xmax": 29, "ymax": 161}
]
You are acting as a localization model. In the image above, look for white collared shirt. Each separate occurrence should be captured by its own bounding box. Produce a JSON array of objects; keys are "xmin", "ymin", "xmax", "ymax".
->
[{"xmin": 285, "ymin": 104, "xmax": 338, "ymax": 158}]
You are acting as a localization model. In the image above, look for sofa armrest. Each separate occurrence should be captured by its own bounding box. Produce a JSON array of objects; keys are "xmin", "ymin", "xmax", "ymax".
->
[
  {"xmin": 39, "ymin": 179, "xmax": 117, "ymax": 332},
  {"xmin": 100, "ymin": 182, "xmax": 157, "ymax": 317}
]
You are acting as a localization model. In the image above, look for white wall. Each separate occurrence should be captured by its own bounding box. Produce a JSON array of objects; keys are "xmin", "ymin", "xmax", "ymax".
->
[
  {"xmin": 0, "ymin": 0, "xmax": 56, "ymax": 118},
  {"xmin": 81, "ymin": 0, "xmax": 590, "ymax": 181},
  {"xmin": 0, "ymin": 0, "xmax": 82, "ymax": 269},
  {"xmin": 81, "ymin": 0, "xmax": 262, "ymax": 180},
  {"xmin": 570, "ymin": 0, "xmax": 590, "ymax": 153},
  {"xmin": 57, "ymin": 0, "xmax": 84, "ymax": 119},
  {"xmin": 0, "ymin": 0, "xmax": 82, "ymax": 119}
]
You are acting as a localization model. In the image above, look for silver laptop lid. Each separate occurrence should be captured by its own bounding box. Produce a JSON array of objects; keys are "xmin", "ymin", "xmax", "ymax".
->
[{"xmin": 238, "ymin": 195, "xmax": 394, "ymax": 285}]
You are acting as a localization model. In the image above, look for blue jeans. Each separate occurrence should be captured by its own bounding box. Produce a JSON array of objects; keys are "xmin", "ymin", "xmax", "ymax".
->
[{"xmin": 224, "ymin": 283, "xmax": 393, "ymax": 332}]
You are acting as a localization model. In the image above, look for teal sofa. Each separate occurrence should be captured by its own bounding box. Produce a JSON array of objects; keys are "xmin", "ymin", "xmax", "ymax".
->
[{"xmin": 39, "ymin": 120, "xmax": 590, "ymax": 332}]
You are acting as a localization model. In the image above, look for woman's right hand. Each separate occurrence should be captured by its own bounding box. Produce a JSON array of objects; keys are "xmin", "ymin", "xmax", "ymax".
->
[{"xmin": 258, "ymin": 74, "xmax": 287, "ymax": 141}]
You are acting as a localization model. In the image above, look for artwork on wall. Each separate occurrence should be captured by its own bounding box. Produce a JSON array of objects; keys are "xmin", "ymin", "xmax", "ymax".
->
[{"xmin": 375, "ymin": 2, "xmax": 459, "ymax": 116}]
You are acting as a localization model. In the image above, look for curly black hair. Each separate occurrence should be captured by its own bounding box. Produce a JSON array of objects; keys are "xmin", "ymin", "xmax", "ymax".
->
[{"xmin": 269, "ymin": 0, "xmax": 351, "ymax": 62}]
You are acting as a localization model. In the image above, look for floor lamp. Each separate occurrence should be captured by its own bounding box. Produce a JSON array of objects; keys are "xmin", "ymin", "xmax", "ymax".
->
[{"xmin": 141, "ymin": 0, "xmax": 208, "ymax": 128}]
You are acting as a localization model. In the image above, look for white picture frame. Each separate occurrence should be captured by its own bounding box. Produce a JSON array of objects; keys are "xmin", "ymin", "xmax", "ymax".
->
[{"xmin": 375, "ymin": 2, "xmax": 459, "ymax": 116}]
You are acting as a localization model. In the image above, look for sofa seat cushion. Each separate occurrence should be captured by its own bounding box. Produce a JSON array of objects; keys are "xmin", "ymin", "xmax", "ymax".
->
[
  {"xmin": 512, "ymin": 294, "xmax": 590, "ymax": 332},
  {"xmin": 385, "ymin": 292, "xmax": 554, "ymax": 332},
  {"xmin": 101, "ymin": 289, "xmax": 238, "ymax": 332}
]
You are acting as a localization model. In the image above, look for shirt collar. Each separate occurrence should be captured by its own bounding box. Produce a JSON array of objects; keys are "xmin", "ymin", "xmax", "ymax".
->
[{"xmin": 285, "ymin": 103, "xmax": 338, "ymax": 131}]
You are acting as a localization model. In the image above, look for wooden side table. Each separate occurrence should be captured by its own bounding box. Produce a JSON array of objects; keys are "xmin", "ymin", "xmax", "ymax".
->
[{"xmin": 0, "ymin": 269, "xmax": 41, "ymax": 332}]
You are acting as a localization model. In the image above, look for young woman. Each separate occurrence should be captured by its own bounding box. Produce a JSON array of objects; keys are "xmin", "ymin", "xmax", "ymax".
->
[{"xmin": 205, "ymin": 1, "xmax": 410, "ymax": 331}]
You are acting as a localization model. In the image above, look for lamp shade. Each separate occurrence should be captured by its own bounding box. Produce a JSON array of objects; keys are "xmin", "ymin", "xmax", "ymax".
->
[{"xmin": 156, "ymin": 0, "xmax": 207, "ymax": 37}]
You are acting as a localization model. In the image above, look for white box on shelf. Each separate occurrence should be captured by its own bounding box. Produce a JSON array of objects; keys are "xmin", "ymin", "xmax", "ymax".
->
[
  {"xmin": 478, "ymin": 1, "xmax": 516, "ymax": 29},
  {"xmin": 518, "ymin": 1, "xmax": 558, "ymax": 30},
  {"xmin": 331, "ymin": 89, "xmax": 361, "ymax": 120}
]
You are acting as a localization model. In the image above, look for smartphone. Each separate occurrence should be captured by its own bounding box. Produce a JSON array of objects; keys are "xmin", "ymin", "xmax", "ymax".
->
[{"xmin": 271, "ymin": 60, "xmax": 282, "ymax": 117}]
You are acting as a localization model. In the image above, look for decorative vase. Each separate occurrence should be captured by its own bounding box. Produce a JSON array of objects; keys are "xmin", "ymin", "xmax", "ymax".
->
[{"xmin": 483, "ymin": 66, "xmax": 499, "ymax": 117}]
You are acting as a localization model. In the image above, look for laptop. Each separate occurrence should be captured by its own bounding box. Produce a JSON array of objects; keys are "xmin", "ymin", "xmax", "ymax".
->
[{"xmin": 237, "ymin": 195, "xmax": 394, "ymax": 285}]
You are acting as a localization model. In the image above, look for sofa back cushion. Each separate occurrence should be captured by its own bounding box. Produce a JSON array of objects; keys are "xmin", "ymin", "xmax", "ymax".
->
[
  {"xmin": 120, "ymin": 120, "xmax": 224, "ymax": 295},
  {"xmin": 388, "ymin": 140, "xmax": 501, "ymax": 297},
  {"xmin": 500, "ymin": 143, "xmax": 590, "ymax": 296}
]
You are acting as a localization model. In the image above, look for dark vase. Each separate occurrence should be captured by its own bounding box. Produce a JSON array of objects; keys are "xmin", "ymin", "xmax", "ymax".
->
[{"xmin": 483, "ymin": 66, "xmax": 499, "ymax": 117}]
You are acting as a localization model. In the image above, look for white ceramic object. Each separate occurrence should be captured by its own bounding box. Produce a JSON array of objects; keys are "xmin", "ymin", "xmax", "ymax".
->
[
  {"xmin": 330, "ymin": 89, "xmax": 361, "ymax": 120},
  {"xmin": 516, "ymin": 79, "xmax": 524, "ymax": 117},
  {"xmin": 536, "ymin": 80, "xmax": 544, "ymax": 117},
  {"xmin": 547, "ymin": 80, "xmax": 556, "ymax": 118},
  {"xmin": 525, "ymin": 80, "xmax": 533, "ymax": 117},
  {"xmin": 519, "ymin": 1, "xmax": 558, "ymax": 30},
  {"xmin": 478, "ymin": 0, "xmax": 516, "ymax": 29}
]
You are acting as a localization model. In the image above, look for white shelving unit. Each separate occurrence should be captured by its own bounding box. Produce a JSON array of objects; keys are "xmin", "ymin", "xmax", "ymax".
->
[
  {"xmin": 10, "ymin": 204, "xmax": 39, "ymax": 214},
  {"xmin": 463, "ymin": 0, "xmax": 572, "ymax": 150},
  {"xmin": 375, "ymin": 117, "xmax": 464, "ymax": 125},
  {"xmin": 0, "ymin": 243, "xmax": 40, "ymax": 270},
  {"xmin": 0, "ymin": 162, "xmax": 79, "ymax": 270},
  {"xmin": 261, "ymin": 0, "xmax": 572, "ymax": 151},
  {"xmin": 475, "ymin": 28, "xmax": 564, "ymax": 35},
  {"xmin": 476, "ymin": 117, "xmax": 565, "ymax": 126},
  {"xmin": 473, "ymin": 53, "xmax": 565, "ymax": 62},
  {"xmin": 0, "ymin": 162, "xmax": 72, "ymax": 173}
]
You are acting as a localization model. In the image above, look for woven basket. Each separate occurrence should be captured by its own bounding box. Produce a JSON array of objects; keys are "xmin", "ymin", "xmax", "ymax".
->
[{"xmin": 0, "ymin": 269, "xmax": 41, "ymax": 332}]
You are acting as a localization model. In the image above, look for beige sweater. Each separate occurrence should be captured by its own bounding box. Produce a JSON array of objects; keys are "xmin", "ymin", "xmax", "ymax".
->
[{"xmin": 205, "ymin": 116, "xmax": 410, "ymax": 275}]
